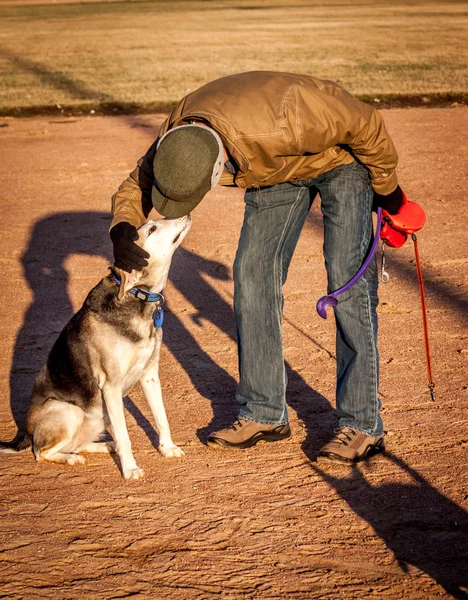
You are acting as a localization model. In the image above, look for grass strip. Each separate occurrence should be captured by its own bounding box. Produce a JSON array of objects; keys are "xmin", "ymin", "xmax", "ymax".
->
[{"xmin": 1, "ymin": 94, "xmax": 467, "ymax": 119}]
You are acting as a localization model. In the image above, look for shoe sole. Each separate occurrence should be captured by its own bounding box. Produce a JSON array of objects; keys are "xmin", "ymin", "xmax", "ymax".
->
[
  {"xmin": 206, "ymin": 427, "xmax": 291, "ymax": 450},
  {"xmin": 316, "ymin": 437, "xmax": 385, "ymax": 465}
]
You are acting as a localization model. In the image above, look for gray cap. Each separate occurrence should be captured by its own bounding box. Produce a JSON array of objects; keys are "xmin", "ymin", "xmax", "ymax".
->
[{"xmin": 152, "ymin": 124, "xmax": 224, "ymax": 218}]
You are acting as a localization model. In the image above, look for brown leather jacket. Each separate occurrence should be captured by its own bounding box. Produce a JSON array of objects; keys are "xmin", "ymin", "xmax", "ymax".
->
[{"xmin": 111, "ymin": 71, "xmax": 399, "ymax": 229}]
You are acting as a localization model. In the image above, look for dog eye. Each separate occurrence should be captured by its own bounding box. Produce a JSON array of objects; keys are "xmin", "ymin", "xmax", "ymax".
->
[{"xmin": 148, "ymin": 225, "xmax": 157, "ymax": 235}]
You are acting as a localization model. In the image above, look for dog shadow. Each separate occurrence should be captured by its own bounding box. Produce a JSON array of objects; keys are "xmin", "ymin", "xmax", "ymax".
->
[{"xmin": 9, "ymin": 211, "xmax": 113, "ymax": 432}]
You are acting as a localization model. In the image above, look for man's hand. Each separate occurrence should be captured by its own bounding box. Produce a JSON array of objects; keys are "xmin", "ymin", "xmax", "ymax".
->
[
  {"xmin": 373, "ymin": 185, "xmax": 405, "ymax": 214},
  {"xmin": 380, "ymin": 191, "xmax": 426, "ymax": 248},
  {"xmin": 110, "ymin": 222, "xmax": 150, "ymax": 272}
]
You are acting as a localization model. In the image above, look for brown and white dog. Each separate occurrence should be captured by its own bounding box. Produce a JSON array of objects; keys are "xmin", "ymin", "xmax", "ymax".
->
[{"xmin": 0, "ymin": 216, "xmax": 191, "ymax": 480}]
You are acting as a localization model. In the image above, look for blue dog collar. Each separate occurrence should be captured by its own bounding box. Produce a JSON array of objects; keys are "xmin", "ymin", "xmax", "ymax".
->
[{"xmin": 111, "ymin": 271, "xmax": 165, "ymax": 328}]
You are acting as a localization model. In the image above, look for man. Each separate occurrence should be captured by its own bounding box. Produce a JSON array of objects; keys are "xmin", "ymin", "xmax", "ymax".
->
[{"xmin": 110, "ymin": 71, "xmax": 414, "ymax": 463}]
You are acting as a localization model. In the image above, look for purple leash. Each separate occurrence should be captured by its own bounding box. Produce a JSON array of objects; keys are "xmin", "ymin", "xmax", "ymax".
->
[{"xmin": 316, "ymin": 208, "xmax": 383, "ymax": 319}]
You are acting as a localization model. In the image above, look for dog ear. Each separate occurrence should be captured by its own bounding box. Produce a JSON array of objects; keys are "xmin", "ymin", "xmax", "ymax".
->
[{"xmin": 114, "ymin": 267, "xmax": 137, "ymax": 301}]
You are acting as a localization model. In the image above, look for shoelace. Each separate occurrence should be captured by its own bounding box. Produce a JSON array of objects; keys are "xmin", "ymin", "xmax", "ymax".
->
[
  {"xmin": 228, "ymin": 419, "xmax": 245, "ymax": 432},
  {"xmin": 332, "ymin": 427, "xmax": 357, "ymax": 447}
]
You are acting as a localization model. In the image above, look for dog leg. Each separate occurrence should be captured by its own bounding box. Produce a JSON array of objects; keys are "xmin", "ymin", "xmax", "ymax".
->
[
  {"xmin": 140, "ymin": 369, "xmax": 184, "ymax": 459},
  {"xmin": 39, "ymin": 447, "xmax": 87, "ymax": 465},
  {"xmin": 33, "ymin": 401, "xmax": 87, "ymax": 466},
  {"xmin": 81, "ymin": 442, "xmax": 115, "ymax": 453},
  {"xmin": 102, "ymin": 384, "xmax": 144, "ymax": 480}
]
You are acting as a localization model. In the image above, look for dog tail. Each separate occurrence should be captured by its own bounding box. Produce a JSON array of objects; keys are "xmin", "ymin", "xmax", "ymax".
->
[{"xmin": 0, "ymin": 432, "xmax": 32, "ymax": 454}]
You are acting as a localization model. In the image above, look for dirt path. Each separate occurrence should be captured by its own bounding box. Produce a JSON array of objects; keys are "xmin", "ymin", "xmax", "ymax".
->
[{"xmin": 0, "ymin": 108, "xmax": 467, "ymax": 599}]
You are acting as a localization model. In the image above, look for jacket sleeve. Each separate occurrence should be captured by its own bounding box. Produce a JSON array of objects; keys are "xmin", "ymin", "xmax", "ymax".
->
[
  {"xmin": 110, "ymin": 139, "xmax": 159, "ymax": 230},
  {"xmin": 295, "ymin": 83, "xmax": 399, "ymax": 195}
]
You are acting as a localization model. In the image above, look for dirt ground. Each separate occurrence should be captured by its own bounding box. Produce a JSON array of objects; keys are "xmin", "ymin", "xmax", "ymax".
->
[{"xmin": 0, "ymin": 107, "xmax": 467, "ymax": 599}]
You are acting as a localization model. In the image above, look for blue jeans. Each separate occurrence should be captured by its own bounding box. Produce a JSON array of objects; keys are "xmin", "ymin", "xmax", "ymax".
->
[{"xmin": 233, "ymin": 161, "xmax": 383, "ymax": 437}]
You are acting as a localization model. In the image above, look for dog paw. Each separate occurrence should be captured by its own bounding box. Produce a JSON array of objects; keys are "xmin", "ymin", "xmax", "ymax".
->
[
  {"xmin": 158, "ymin": 443, "xmax": 185, "ymax": 458},
  {"xmin": 66, "ymin": 454, "xmax": 86, "ymax": 466},
  {"xmin": 123, "ymin": 467, "xmax": 145, "ymax": 481}
]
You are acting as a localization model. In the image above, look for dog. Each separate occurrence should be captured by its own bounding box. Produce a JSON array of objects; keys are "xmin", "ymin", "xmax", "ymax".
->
[{"xmin": 0, "ymin": 216, "xmax": 191, "ymax": 480}]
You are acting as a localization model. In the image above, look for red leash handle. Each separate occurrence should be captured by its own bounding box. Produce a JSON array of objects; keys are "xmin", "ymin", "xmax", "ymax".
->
[{"xmin": 412, "ymin": 233, "xmax": 436, "ymax": 401}]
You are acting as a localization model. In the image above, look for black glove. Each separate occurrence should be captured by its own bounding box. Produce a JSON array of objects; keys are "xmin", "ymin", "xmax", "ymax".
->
[
  {"xmin": 372, "ymin": 185, "xmax": 404, "ymax": 215},
  {"xmin": 110, "ymin": 222, "xmax": 150, "ymax": 272}
]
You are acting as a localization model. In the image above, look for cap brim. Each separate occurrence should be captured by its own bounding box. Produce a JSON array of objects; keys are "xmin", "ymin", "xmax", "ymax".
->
[{"xmin": 151, "ymin": 185, "xmax": 204, "ymax": 218}]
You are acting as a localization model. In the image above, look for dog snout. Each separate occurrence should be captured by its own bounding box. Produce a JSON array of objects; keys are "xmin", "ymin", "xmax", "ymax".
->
[
  {"xmin": 176, "ymin": 214, "xmax": 192, "ymax": 232},
  {"xmin": 177, "ymin": 214, "xmax": 191, "ymax": 227}
]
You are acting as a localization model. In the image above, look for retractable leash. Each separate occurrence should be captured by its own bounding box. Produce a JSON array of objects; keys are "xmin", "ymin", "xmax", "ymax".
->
[
  {"xmin": 379, "ymin": 199, "xmax": 435, "ymax": 401},
  {"xmin": 411, "ymin": 233, "xmax": 436, "ymax": 401},
  {"xmin": 380, "ymin": 233, "xmax": 436, "ymax": 401},
  {"xmin": 316, "ymin": 197, "xmax": 436, "ymax": 401}
]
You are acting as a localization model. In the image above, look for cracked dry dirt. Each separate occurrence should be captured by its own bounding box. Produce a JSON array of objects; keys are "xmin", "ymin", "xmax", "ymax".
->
[{"xmin": 0, "ymin": 108, "xmax": 467, "ymax": 599}]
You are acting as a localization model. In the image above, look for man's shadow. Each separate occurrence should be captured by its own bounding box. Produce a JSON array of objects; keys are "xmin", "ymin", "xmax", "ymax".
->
[
  {"xmin": 312, "ymin": 454, "xmax": 468, "ymax": 598},
  {"xmin": 9, "ymin": 211, "xmax": 113, "ymax": 432}
]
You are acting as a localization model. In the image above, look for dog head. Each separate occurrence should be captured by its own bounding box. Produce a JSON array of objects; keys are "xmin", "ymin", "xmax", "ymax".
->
[{"xmin": 114, "ymin": 216, "xmax": 192, "ymax": 300}]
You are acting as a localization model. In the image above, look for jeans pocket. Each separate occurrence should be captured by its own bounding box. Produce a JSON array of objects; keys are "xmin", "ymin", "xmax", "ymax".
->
[
  {"xmin": 244, "ymin": 183, "xmax": 301, "ymax": 209},
  {"xmin": 341, "ymin": 161, "xmax": 371, "ymax": 186}
]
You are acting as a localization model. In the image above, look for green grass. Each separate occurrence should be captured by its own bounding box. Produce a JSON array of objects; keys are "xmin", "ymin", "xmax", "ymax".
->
[{"xmin": 0, "ymin": 0, "xmax": 467, "ymax": 113}]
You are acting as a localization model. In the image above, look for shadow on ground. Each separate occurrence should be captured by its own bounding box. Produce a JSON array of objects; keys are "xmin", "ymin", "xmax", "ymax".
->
[
  {"xmin": 7, "ymin": 208, "xmax": 468, "ymax": 599},
  {"xmin": 312, "ymin": 453, "xmax": 468, "ymax": 599}
]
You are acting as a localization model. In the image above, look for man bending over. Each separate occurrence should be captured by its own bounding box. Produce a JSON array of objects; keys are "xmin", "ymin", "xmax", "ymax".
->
[{"xmin": 110, "ymin": 71, "xmax": 419, "ymax": 463}]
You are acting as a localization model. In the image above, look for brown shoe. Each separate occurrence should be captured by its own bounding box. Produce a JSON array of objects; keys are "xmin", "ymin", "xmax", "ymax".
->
[
  {"xmin": 207, "ymin": 418, "xmax": 291, "ymax": 450},
  {"xmin": 317, "ymin": 427, "xmax": 384, "ymax": 464}
]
